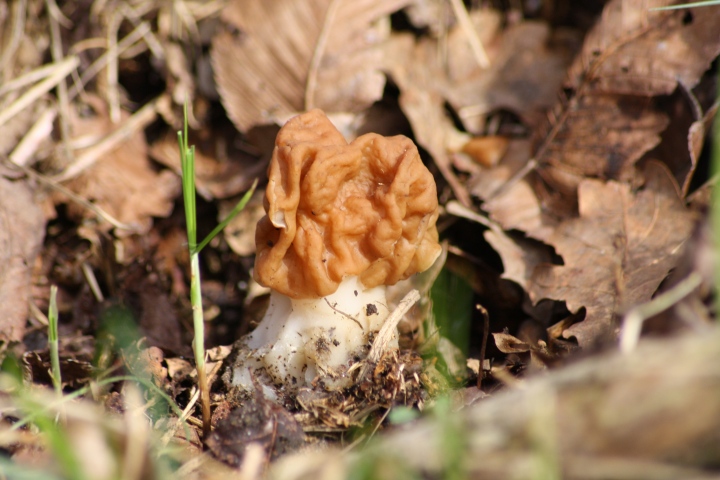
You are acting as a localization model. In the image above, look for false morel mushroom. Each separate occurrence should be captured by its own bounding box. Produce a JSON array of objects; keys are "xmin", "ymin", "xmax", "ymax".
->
[{"xmin": 232, "ymin": 109, "xmax": 441, "ymax": 394}]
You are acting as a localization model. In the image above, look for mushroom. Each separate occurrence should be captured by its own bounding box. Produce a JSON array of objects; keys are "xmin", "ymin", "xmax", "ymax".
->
[{"xmin": 232, "ymin": 109, "xmax": 441, "ymax": 393}]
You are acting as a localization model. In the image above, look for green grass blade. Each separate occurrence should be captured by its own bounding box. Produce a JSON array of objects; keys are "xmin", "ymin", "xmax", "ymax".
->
[
  {"xmin": 48, "ymin": 285, "xmax": 61, "ymax": 395},
  {"xmin": 650, "ymin": 1, "xmax": 720, "ymax": 10},
  {"xmin": 193, "ymin": 178, "xmax": 258, "ymax": 255}
]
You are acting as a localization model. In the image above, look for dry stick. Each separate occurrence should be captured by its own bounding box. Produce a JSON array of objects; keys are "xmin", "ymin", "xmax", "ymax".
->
[
  {"xmin": 185, "ymin": 0, "xmax": 226, "ymax": 21},
  {"xmin": 448, "ymin": 0, "xmax": 489, "ymax": 69},
  {"xmin": 81, "ymin": 262, "xmax": 105, "ymax": 302},
  {"xmin": 171, "ymin": 0, "xmax": 201, "ymax": 41},
  {"xmin": 119, "ymin": 4, "xmax": 164, "ymax": 60},
  {"xmin": 0, "ymin": 63, "xmax": 63, "ymax": 98},
  {"xmin": 68, "ymin": 22, "xmax": 152, "ymax": 101},
  {"xmin": 477, "ymin": 304, "xmax": 489, "ymax": 390},
  {"xmin": 0, "ymin": 56, "xmax": 79, "ymax": 128},
  {"xmin": 107, "ymin": 10, "xmax": 123, "ymax": 124},
  {"xmin": 0, "ymin": 0, "xmax": 26, "ymax": 84},
  {"xmin": 9, "ymin": 107, "xmax": 57, "ymax": 167},
  {"xmin": 52, "ymin": 97, "xmax": 159, "ymax": 182},
  {"xmin": 45, "ymin": 0, "xmax": 73, "ymax": 161},
  {"xmin": 305, "ymin": 0, "xmax": 341, "ymax": 110},
  {"xmin": 359, "ymin": 289, "xmax": 421, "ymax": 380}
]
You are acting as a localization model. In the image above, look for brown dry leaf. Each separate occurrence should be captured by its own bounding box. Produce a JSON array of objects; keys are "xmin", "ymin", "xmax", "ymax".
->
[
  {"xmin": 537, "ymin": 94, "xmax": 669, "ymax": 197},
  {"xmin": 685, "ymin": 100, "xmax": 719, "ymax": 196},
  {"xmin": 566, "ymin": 0, "xmax": 720, "ymax": 96},
  {"xmin": 120, "ymin": 268, "xmax": 186, "ymax": 354},
  {"xmin": 211, "ymin": 0, "xmax": 410, "ymax": 132},
  {"xmin": 528, "ymin": 162, "xmax": 694, "ymax": 347},
  {"xmin": 386, "ymin": 12, "xmax": 573, "ymax": 205},
  {"xmin": 445, "ymin": 20, "xmax": 576, "ymax": 132},
  {"xmin": 60, "ymin": 97, "xmax": 179, "ymax": 235},
  {"xmin": 484, "ymin": 229, "xmax": 554, "ymax": 291},
  {"xmin": 535, "ymin": 0, "xmax": 720, "ymax": 197},
  {"xmin": 484, "ymin": 178, "xmax": 557, "ymax": 243},
  {"xmin": 221, "ymin": 191, "xmax": 266, "ymax": 257},
  {"xmin": 149, "ymin": 130, "xmax": 262, "ymax": 201},
  {"xmin": 0, "ymin": 177, "xmax": 45, "ymax": 343},
  {"xmin": 388, "ymin": 12, "xmax": 573, "ymax": 133},
  {"xmin": 468, "ymin": 138, "xmax": 558, "ymax": 243},
  {"xmin": 492, "ymin": 332, "xmax": 530, "ymax": 354}
]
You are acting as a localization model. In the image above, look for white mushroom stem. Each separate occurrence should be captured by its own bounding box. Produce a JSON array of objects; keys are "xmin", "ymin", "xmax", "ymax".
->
[{"xmin": 232, "ymin": 276, "xmax": 396, "ymax": 391}]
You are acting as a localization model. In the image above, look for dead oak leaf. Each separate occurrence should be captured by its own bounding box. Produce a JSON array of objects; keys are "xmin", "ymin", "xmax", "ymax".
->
[
  {"xmin": 149, "ymin": 130, "xmax": 263, "ymax": 201},
  {"xmin": 528, "ymin": 162, "xmax": 694, "ymax": 347},
  {"xmin": 566, "ymin": 0, "xmax": 720, "ymax": 96},
  {"xmin": 0, "ymin": 177, "xmax": 45, "ymax": 343},
  {"xmin": 536, "ymin": 93, "xmax": 669, "ymax": 200},
  {"xmin": 536, "ymin": 0, "xmax": 720, "ymax": 198},
  {"xmin": 212, "ymin": 0, "xmax": 410, "ymax": 132},
  {"xmin": 60, "ymin": 97, "xmax": 179, "ymax": 236},
  {"xmin": 384, "ymin": 12, "xmax": 574, "ymax": 206}
]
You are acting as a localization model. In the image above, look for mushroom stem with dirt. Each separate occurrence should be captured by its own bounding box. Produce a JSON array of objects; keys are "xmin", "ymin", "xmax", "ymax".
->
[{"xmin": 232, "ymin": 109, "xmax": 441, "ymax": 394}]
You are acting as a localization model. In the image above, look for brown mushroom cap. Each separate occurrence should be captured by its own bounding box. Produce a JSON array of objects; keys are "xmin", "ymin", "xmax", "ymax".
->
[{"xmin": 254, "ymin": 109, "xmax": 441, "ymax": 298}]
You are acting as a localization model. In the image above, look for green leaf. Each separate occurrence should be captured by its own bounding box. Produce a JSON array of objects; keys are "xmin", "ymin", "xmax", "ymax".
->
[{"xmin": 430, "ymin": 268, "xmax": 474, "ymax": 355}]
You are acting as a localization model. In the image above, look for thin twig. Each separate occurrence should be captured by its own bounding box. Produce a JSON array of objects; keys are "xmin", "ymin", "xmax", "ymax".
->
[
  {"xmin": 119, "ymin": 4, "xmax": 165, "ymax": 59},
  {"xmin": 0, "ymin": 63, "xmax": 62, "ymax": 98},
  {"xmin": 45, "ymin": 0, "xmax": 73, "ymax": 162},
  {"xmin": 81, "ymin": 262, "xmax": 105, "ymax": 302},
  {"xmin": 107, "ymin": 10, "xmax": 123, "ymax": 123},
  {"xmin": 52, "ymin": 96, "xmax": 159, "ymax": 182},
  {"xmin": 9, "ymin": 107, "xmax": 57, "ymax": 167},
  {"xmin": 324, "ymin": 298, "xmax": 363, "ymax": 330},
  {"xmin": 448, "ymin": 0, "xmax": 490, "ymax": 69},
  {"xmin": 485, "ymin": 158, "xmax": 538, "ymax": 201},
  {"xmin": 446, "ymin": 199, "xmax": 503, "ymax": 232},
  {"xmin": 68, "ymin": 22, "xmax": 152, "ymax": 101},
  {"xmin": 477, "ymin": 304, "xmax": 489, "ymax": 390},
  {"xmin": 0, "ymin": 56, "xmax": 79, "ymax": 128},
  {"xmin": 0, "ymin": 0, "xmax": 26, "ymax": 83}
]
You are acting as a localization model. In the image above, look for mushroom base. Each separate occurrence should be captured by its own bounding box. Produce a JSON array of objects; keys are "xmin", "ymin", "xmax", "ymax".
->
[{"xmin": 232, "ymin": 276, "xmax": 396, "ymax": 393}]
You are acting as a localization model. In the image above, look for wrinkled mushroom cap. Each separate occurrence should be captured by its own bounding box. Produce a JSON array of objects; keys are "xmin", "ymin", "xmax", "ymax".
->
[{"xmin": 254, "ymin": 109, "xmax": 441, "ymax": 298}]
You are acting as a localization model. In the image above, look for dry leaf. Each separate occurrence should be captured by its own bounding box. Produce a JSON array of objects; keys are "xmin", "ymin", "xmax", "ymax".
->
[
  {"xmin": 684, "ymin": 100, "xmax": 719, "ymax": 196},
  {"xmin": 446, "ymin": 20, "xmax": 576, "ymax": 132},
  {"xmin": 566, "ymin": 0, "xmax": 720, "ymax": 96},
  {"xmin": 149, "ymin": 130, "xmax": 263, "ymax": 201},
  {"xmin": 221, "ymin": 191, "xmax": 266, "ymax": 257},
  {"xmin": 211, "ymin": 0, "xmax": 410, "ymax": 132},
  {"xmin": 483, "ymin": 178, "xmax": 557, "ymax": 243},
  {"xmin": 484, "ymin": 229, "xmax": 554, "ymax": 291},
  {"xmin": 460, "ymin": 136, "xmax": 509, "ymax": 169},
  {"xmin": 386, "ymin": 12, "xmax": 572, "ymax": 205},
  {"xmin": 528, "ymin": 162, "xmax": 694, "ymax": 347},
  {"xmin": 537, "ymin": 94, "xmax": 669, "ymax": 198},
  {"xmin": 535, "ymin": 0, "xmax": 720, "ymax": 198},
  {"xmin": 492, "ymin": 332, "xmax": 530, "ymax": 354},
  {"xmin": 60, "ymin": 97, "xmax": 179, "ymax": 235},
  {"xmin": 0, "ymin": 177, "xmax": 45, "ymax": 343}
]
